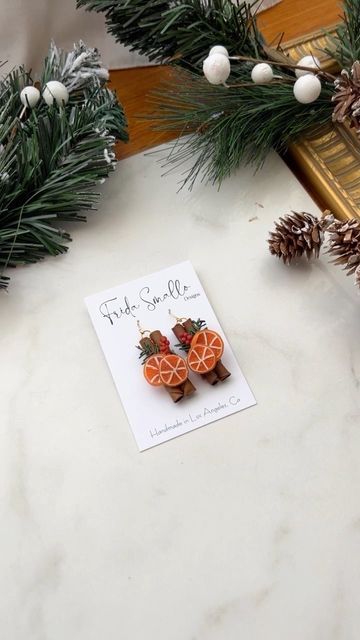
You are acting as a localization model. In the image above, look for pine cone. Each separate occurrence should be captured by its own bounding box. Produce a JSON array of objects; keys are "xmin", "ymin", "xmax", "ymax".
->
[
  {"xmin": 268, "ymin": 211, "xmax": 324, "ymax": 265},
  {"xmin": 326, "ymin": 218, "xmax": 360, "ymax": 278},
  {"xmin": 355, "ymin": 267, "xmax": 360, "ymax": 290},
  {"xmin": 332, "ymin": 61, "xmax": 360, "ymax": 132}
]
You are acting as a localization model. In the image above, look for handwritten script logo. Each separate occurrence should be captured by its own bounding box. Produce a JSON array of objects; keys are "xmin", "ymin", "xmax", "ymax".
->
[{"xmin": 98, "ymin": 279, "xmax": 191, "ymax": 326}]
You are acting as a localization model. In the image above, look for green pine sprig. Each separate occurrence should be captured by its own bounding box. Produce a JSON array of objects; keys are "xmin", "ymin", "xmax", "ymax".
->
[
  {"xmin": 0, "ymin": 41, "xmax": 128, "ymax": 290},
  {"xmin": 77, "ymin": 0, "xmax": 360, "ymax": 190},
  {"xmin": 136, "ymin": 341, "xmax": 159, "ymax": 364},
  {"xmin": 175, "ymin": 342, "xmax": 190, "ymax": 353},
  {"xmin": 150, "ymin": 67, "xmax": 334, "ymax": 189},
  {"xmin": 175, "ymin": 318, "xmax": 206, "ymax": 351},
  {"xmin": 76, "ymin": 0, "xmax": 265, "ymax": 68},
  {"xmin": 189, "ymin": 318, "xmax": 207, "ymax": 334},
  {"xmin": 324, "ymin": 0, "xmax": 360, "ymax": 68}
]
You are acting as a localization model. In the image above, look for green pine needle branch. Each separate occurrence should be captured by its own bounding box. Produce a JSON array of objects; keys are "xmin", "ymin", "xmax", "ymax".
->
[
  {"xmin": 77, "ymin": 0, "xmax": 360, "ymax": 189},
  {"xmin": 325, "ymin": 0, "xmax": 360, "ymax": 68},
  {"xmin": 76, "ymin": 0, "xmax": 265, "ymax": 68},
  {"xmin": 150, "ymin": 68, "xmax": 334, "ymax": 189},
  {"xmin": 136, "ymin": 341, "xmax": 159, "ymax": 364},
  {"xmin": 0, "ymin": 41, "xmax": 128, "ymax": 290}
]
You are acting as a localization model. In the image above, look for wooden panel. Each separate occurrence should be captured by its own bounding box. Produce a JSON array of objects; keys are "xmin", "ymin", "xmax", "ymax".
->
[
  {"xmin": 256, "ymin": 0, "xmax": 340, "ymax": 42},
  {"xmin": 109, "ymin": 66, "xmax": 176, "ymax": 159}
]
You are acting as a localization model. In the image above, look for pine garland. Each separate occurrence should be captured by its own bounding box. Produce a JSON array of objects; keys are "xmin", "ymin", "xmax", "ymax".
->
[
  {"xmin": 77, "ymin": 0, "xmax": 360, "ymax": 189},
  {"xmin": 325, "ymin": 0, "xmax": 360, "ymax": 67},
  {"xmin": 77, "ymin": 0, "xmax": 358, "ymax": 72},
  {"xmin": 151, "ymin": 69, "xmax": 334, "ymax": 188},
  {"xmin": 76, "ymin": 0, "xmax": 265, "ymax": 68},
  {"xmin": 0, "ymin": 41, "xmax": 128, "ymax": 290}
]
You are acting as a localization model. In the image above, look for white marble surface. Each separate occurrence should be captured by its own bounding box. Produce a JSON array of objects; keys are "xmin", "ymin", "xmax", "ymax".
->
[{"xmin": 1, "ymin": 149, "xmax": 360, "ymax": 640}]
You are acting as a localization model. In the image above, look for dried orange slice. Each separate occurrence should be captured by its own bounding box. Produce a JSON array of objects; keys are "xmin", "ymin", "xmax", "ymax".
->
[
  {"xmin": 144, "ymin": 354, "xmax": 164, "ymax": 387},
  {"xmin": 187, "ymin": 344, "xmax": 216, "ymax": 374},
  {"xmin": 159, "ymin": 354, "xmax": 188, "ymax": 387},
  {"xmin": 191, "ymin": 329, "xmax": 224, "ymax": 360}
]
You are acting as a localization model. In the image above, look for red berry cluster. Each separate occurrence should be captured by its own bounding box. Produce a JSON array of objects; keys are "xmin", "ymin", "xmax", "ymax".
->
[
  {"xmin": 159, "ymin": 335, "xmax": 171, "ymax": 354},
  {"xmin": 180, "ymin": 332, "xmax": 193, "ymax": 346}
]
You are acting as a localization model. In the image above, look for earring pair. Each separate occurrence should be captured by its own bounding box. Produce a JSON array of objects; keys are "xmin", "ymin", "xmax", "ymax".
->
[{"xmin": 136, "ymin": 312, "xmax": 231, "ymax": 403}]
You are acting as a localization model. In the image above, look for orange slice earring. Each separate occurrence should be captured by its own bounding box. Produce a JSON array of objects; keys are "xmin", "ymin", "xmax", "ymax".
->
[
  {"xmin": 136, "ymin": 321, "xmax": 196, "ymax": 403},
  {"xmin": 169, "ymin": 311, "xmax": 231, "ymax": 385}
]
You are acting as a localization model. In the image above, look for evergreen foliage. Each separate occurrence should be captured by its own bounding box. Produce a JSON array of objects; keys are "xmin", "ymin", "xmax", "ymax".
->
[
  {"xmin": 0, "ymin": 41, "xmax": 127, "ymax": 290},
  {"xmin": 77, "ymin": 0, "xmax": 360, "ymax": 189},
  {"xmin": 326, "ymin": 0, "xmax": 360, "ymax": 67},
  {"xmin": 77, "ymin": 0, "xmax": 265, "ymax": 67},
  {"xmin": 152, "ymin": 68, "xmax": 334, "ymax": 188}
]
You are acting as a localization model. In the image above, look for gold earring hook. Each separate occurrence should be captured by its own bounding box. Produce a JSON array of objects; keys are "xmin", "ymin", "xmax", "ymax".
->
[
  {"xmin": 168, "ymin": 309, "xmax": 187, "ymax": 324},
  {"xmin": 137, "ymin": 320, "xmax": 150, "ymax": 337}
]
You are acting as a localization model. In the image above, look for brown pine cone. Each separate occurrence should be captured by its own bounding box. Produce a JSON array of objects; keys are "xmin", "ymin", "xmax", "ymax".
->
[
  {"xmin": 355, "ymin": 267, "xmax": 360, "ymax": 290},
  {"xmin": 268, "ymin": 211, "xmax": 324, "ymax": 265},
  {"xmin": 332, "ymin": 61, "xmax": 360, "ymax": 131},
  {"xmin": 326, "ymin": 218, "xmax": 360, "ymax": 277}
]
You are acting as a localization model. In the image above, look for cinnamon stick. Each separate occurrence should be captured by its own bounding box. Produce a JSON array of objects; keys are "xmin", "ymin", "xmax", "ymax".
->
[
  {"xmin": 149, "ymin": 330, "xmax": 196, "ymax": 399},
  {"xmin": 214, "ymin": 360, "xmax": 231, "ymax": 381}
]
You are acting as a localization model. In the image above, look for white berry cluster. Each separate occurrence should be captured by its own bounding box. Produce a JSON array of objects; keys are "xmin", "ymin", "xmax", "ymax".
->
[
  {"xmin": 20, "ymin": 81, "xmax": 70, "ymax": 110},
  {"xmin": 203, "ymin": 46, "xmax": 322, "ymax": 105},
  {"xmin": 202, "ymin": 46, "xmax": 231, "ymax": 85}
]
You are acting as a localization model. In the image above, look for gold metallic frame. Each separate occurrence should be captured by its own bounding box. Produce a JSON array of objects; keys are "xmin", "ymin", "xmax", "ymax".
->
[{"xmin": 283, "ymin": 27, "xmax": 360, "ymax": 221}]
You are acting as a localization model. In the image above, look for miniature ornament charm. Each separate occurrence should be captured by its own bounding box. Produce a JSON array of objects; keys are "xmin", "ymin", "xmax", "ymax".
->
[
  {"xmin": 20, "ymin": 86, "xmax": 40, "ymax": 108},
  {"xmin": 251, "ymin": 63, "xmax": 273, "ymax": 84},
  {"xmin": 295, "ymin": 55, "xmax": 321, "ymax": 78},
  {"xmin": 293, "ymin": 74, "xmax": 322, "ymax": 104},
  {"xmin": 203, "ymin": 53, "xmax": 231, "ymax": 85},
  {"xmin": 170, "ymin": 312, "xmax": 231, "ymax": 385},
  {"xmin": 42, "ymin": 80, "xmax": 69, "ymax": 106},
  {"xmin": 137, "ymin": 322, "xmax": 195, "ymax": 402},
  {"xmin": 209, "ymin": 45, "xmax": 229, "ymax": 58}
]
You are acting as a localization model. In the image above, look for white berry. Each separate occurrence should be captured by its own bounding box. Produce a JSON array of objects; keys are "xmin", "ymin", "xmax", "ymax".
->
[
  {"xmin": 203, "ymin": 53, "xmax": 231, "ymax": 85},
  {"xmin": 42, "ymin": 81, "xmax": 69, "ymax": 106},
  {"xmin": 209, "ymin": 45, "xmax": 229, "ymax": 58},
  {"xmin": 20, "ymin": 86, "xmax": 40, "ymax": 108},
  {"xmin": 295, "ymin": 55, "xmax": 321, "ymax": 78},
  {"xmin": 293, "ymin": 74, "xmax": 322, "ymax": 104},
  {"xmin": 251, "ymin": 63, "xmax": 273, "ymax": 84}
]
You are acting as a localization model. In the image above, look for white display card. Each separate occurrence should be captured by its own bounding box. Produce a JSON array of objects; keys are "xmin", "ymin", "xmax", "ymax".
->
[{"xmin": 85, "ymin": 261, "xmax": 256, "ymax": 450}]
